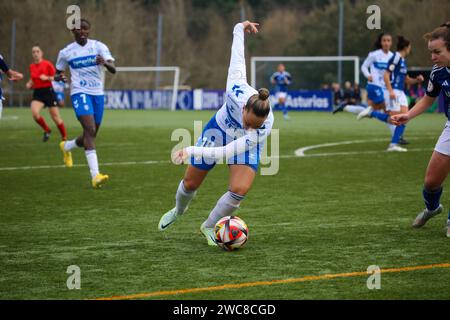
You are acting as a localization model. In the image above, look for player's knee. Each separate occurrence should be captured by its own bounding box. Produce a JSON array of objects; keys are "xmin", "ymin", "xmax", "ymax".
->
[
  {"xmin": 182, "ymin": 178, "xmax": 200, "ymax": 192},
  {"xmin": 424, "ymin": 178, "xmax": 442, "ymax": 191},
  {"xmin": 84, "ymin": 126, "xmax": 97, "ymax": 138},
  {"xmin": 229, "ymin": 186, "xmax": 249, "ymax": 197},
  {"xmin": 424, "ymin": 172, "xmax": 443, "ymax": 190}
]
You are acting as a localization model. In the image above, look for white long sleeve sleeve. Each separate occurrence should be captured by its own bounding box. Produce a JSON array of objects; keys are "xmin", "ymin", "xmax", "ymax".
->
[
  {"xmin": 186, "ymin": 135, "xmax": 251, "ymax": 162},
  {"xmin": 186, "ymin": 115, "xmax": 273, "ymax": 162},
  {"xmin": 226, "ymin": 23, "xmax": 247, "ymax": 91},
  {"xmin": 361, "ymin": 53, "xmax": 374, "ymax": 79}
]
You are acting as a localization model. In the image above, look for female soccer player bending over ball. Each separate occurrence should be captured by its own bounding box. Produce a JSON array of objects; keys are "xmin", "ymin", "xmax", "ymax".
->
[
  {"xmin": 391, "ymin": 22, "xmax": 450, "ymax": 237},
  {"xmin": 158, "ymin": 21, "xmax": 274, "ymax": 246}
]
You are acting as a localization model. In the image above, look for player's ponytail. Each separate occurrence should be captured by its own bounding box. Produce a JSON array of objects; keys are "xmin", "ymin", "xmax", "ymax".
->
[
  {"xmin": 397, "ymin": 36, "xmax": 411, "ymax": 51},
  {"xmin": 424, "ymin": 22, "xmax": 450, "ymax": 50},
  {"xmin": 245, "ymin": 88, "xmax": 271, "ymax": 118}
]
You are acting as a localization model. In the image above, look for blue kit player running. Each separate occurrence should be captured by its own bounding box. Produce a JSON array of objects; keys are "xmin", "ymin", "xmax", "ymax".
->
[
  {"xmin": 270, "ymin": 64, "xmax": 292, "ymax": 120},
  {"xmin": 0, "ymin": 54, "xmax": 23, "ymax": 119},
  {"xmin": 52, "ymin": 80, "xmax": 67, "ymax": 107},
  {"xmin": 158, "ymin": 21, "xmax": 274, "ymax": 246},
  {"xmin": 55, "ymin": 19, "xmax": 116, "ymax": 188},
  {"xmin": 392, "ymin": 22, "xmax": 450, "ymax": 238},
  {"xmin": 358, "ymin": 36, "xmax": 424, "ymax": 152}
]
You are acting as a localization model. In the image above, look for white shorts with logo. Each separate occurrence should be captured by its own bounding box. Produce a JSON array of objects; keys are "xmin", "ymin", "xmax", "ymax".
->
[
  {"xmin": 435, "ymin": 121, "xmax": 450, "ymax": 157},
  {"xmin": 384, "ymin": 89, "xmax": 408, "ymax": 112},
  {"xmin": 276, "ymin": 91, "xmax": 288, "ymax": 101}
]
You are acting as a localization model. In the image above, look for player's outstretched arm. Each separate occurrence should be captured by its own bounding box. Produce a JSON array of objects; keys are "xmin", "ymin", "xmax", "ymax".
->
[
  {"xmin": 226, "ymin": 21, "xmax": 259, "ymax": 91},
  {"xmin": 6, "ymin": 69, "xmax": 23, "ymax": 82},
  {"xmin": 172, "ymin": 129, "xmax": 270, "ymax": 165},
  {"xmin": 391, "ymin": 95, "xmax": 436, "ymax": 126}
]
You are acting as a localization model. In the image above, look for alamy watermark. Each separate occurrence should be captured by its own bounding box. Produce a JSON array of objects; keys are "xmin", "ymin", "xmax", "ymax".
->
[
  {"xmin": 67, "ymin": 265, "xmax": 81, "ymax": 290},
  {"xmin": 66, "ymin": 5, "xmax": 81, "ymax": 30},
  {"xmin": 366, "ymin": 5, "xmax": 381, "ymax": 30},
  {"xmin": 367, "ymin": 265, "xmax": 381, "ymax": 290}
]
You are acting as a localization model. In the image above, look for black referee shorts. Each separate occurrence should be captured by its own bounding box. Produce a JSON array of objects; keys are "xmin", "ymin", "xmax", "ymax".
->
[{"xmin": 32, "ymin": 87, "xmax": 58, "ymax": 108}]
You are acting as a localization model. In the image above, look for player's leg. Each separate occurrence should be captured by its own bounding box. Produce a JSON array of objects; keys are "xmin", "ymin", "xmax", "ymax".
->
[
  {"xmin": 341, "ymin": 104, "xmax": 366, "ymax": 115},
  {"xmin": 279, "ymin": 94, "xmax": 289, "ymax": 120},
  {"xmin": 413, "ymin": 151, "xmax": 450, "ymax": 228},
  {"xmin": 0, "ymin": 99, "xmax": 3, "ymax": 120},
  {"xmin": 158, "ymin": 165, "xmax": 209, "ymax": 231},
  {"xmin": 357, "ymin": 85, "xmax": 386, "ymax": 120},
  {"xmin": 86, "ymin": 95, "xmax": 109, "ymax": 188},
  {"xmin": 203, "ymin": 164, "xmax": 254, "ymax": 228},
  {"xmin": 77, "ymin": 114, "xmax": 107, "ymax": 187},
  {"xmin": 31, "ymin": 100, "xmax": 51, "ymax": 142},
  {"xmin": 48, "ymin": 107, "xmax": 67, "ymax": 141},
  {"xmin": 387, "ymin": 92, "xmax": 409, "ymax": 152},
  {"xmin": 200, "ymin": 164, "xmax": 255, "ymax": 246}
]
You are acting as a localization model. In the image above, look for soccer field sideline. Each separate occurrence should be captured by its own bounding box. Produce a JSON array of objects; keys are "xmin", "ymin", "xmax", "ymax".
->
[{"xmin": 0, "ymin": 135, "xmax": 438, "ymax": 172}]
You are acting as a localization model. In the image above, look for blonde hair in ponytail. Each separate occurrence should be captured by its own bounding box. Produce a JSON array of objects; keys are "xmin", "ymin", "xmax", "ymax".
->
[{"xmin": 245, "ymin": 88, "xmax": 271, "ymax": 118}]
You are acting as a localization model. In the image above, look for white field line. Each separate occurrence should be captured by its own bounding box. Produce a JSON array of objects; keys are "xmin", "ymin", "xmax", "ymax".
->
[{"xmin": 0, "ymin": 138, "xmax": 437, "ymax": 172}]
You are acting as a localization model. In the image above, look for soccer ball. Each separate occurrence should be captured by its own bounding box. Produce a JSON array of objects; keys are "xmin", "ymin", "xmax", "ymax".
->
[{"xmin": 214, "ymin": 216, "xmax": 249, "ymax": 251}]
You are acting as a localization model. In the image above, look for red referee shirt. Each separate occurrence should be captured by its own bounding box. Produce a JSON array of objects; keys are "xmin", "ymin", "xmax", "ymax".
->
[{"xmin": 29, "ymin": 59, "xmax": 56, "ymax": 89}]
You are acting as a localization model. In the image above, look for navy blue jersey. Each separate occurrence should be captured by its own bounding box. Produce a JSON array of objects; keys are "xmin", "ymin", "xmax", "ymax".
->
[
  {"xmin": 427, "ymin": 65, "xmax": 450, "ymax": 119},
  {"xmin": 270, "ymin": 71, "xmax": 292, "ymax": 92},
  {"xmin": 386, "ymin": 52, "xmax": 407, "ymax": 90},
  {"xmin": 0, "ymin": 54, "xmax": 8, "ymax": 99}
]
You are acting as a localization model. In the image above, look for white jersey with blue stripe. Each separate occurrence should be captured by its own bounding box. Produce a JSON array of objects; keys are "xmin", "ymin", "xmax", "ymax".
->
[
  {"xmin": 56, "ymin": 39, "xmax": 114, "ymax": 96},
  {"xmin": 361, "ymin": 49, "xmax": 393, "ymax": 88},
  {"xmin": 215, "ymin": 23, "xmax": 274, "ymax": 144}
]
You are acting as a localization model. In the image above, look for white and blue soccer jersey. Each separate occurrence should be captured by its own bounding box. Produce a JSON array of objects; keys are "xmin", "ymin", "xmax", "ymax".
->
[
  {"xmin": 361, "ymin": 49, "xmax": 393, "ymax": 88},
  {"xmin": 427, "ymin": 65, "xmax": 450, "ymax": 119},
  {"xmin": 387, "ymin": 52, "xmax": 408, "ymax": 91},
  {"xmin": 215, "ymin": 24, "xmax": 274, "ymax": 145},
  {"xmin": 270, "ymin": 71, "xmax": 292, "ymax": 93},
  {"xmin": 56, "ymin": 39, "xmax": 114, "ymax": 96},
  {"xmin": 193, "ymin": 23, "xmax": 274, "ymax": 172}
]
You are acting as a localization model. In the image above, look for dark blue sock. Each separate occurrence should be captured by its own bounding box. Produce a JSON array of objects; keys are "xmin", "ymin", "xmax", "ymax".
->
[
  {"xmin": 423, "ymin": 187, "xmax": 443, "ymax": 211},
  {"xmin": 281, "ymin": 104, "xmax": 288, "ymax": 116},
  {"xmin": 391, "ymin": 125, "xmax": 406, "ymax": 144},
  {"xmin": 371, "ymin": 111, "xmax": 389, "ymax": 123}
]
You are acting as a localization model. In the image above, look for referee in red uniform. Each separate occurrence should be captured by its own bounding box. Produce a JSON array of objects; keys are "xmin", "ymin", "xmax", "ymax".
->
[{"xmin": 26, "ymin": 45, "xmax": 67, "ymax": 142}]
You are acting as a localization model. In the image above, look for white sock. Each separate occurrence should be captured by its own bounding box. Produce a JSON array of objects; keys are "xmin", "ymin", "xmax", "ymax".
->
[
  {"xmin": 343, "ymin": 105, "xmax": 366, "ymax": 115},
  {"xmin": 175, "ymin": 180, "xmax": 197, "ymax": 215},
  {"xmin": 64, "ymin": 139, "xmax": 79, "ymax": 152},
  {"xmin": 0, "ymin": 101, "xmax": 3, "ymax": 120},
  {"xmin": 85, "ymin": 150, "xmax": 100, "ymax": 179},
  {"xmin": 387, "ymin": 124, "xmax": 396, "ymax": 135},
  {"xmin": 203, "ymin": 191, "xmax": 244, "ymax": 228}
]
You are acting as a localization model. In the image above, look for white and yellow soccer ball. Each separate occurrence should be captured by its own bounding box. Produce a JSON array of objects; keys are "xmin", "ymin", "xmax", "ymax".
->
[{"xmin": 214, "ymin": 216, "xmax": 249, "ymax": 251}]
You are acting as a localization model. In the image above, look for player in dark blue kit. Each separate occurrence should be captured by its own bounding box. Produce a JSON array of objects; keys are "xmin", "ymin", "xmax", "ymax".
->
[
  {"xmin": 392, "ymin": 22, "xmax": 450, "ymax": 238},
  {"xmin": 270, "ymin": 64, "xmax": 292, "ymax": 120},
  {"xmin": 0, "ymin": 55, "xmax": 23, "ymax": 119}
]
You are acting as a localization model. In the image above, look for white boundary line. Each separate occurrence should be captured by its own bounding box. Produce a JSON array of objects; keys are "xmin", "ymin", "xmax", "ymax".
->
[{"xmin": 0, "ymin": 138, "xmax": 436, "ymax": 172}]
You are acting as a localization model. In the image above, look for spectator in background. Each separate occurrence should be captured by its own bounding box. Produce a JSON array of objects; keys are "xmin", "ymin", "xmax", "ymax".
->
[
  {"xmin": 333, "ymin": 81, "xmax": 367, "ymax": 114},
  {"xmin": 353, "ymin": 83, "xmax": 362, "ymax": 105},
  {"xmin": 407, "ymin": 82, "xmax": 425, "ymax": 109},
  {"xmin": 332, "ymin": 82, "xmax": 345, "ymax": 108}
]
